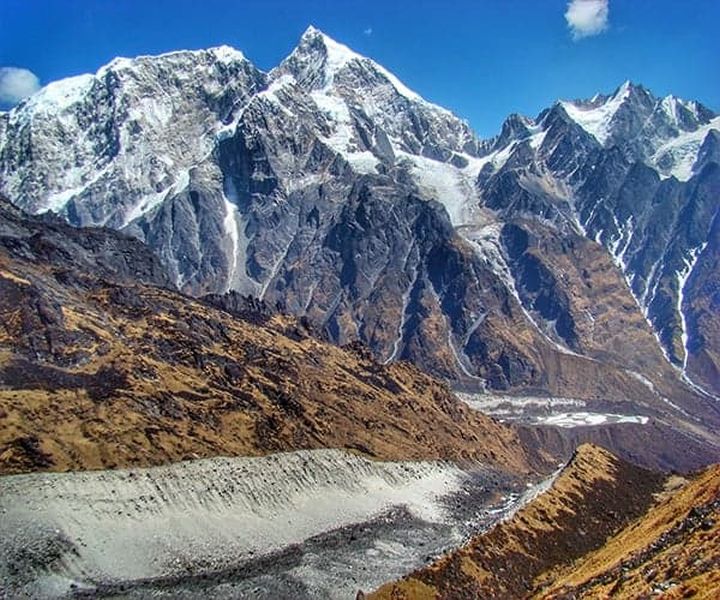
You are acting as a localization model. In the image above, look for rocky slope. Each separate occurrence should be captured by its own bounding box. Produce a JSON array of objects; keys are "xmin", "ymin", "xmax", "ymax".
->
[
  {"xmin": 1, "ymin": 28, "xmax": 717, "ymax": 408},
  {"xmin": 367, "ymin": 444, "xmax": 720, "ymax": 599},
  {"xmin": 0, "ymin": 195, "xmax": 170, "ymax": 288},
  {"xmin": 1, "ymin": 196, "xmax": 717, "ymax": 475},
  {"xmin": 477, "ymin": 84, "xmax": 720, "ymax": 398},
  {"xmin": 0, "ymin": 197, "xmax": 537, "ymax": 475}
]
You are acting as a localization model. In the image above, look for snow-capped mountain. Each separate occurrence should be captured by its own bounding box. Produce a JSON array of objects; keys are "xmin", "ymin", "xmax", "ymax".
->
[
  {"xmin": 0, "ymin": 47, "xmax": 263, "ymax": 223},
  {"xmin": 471, "ymin": 81, "xmax": 720, "ymax": 396},
  {"xmin": 558, "ymin": 81, "xmax": 717, "ymax": 179},
  {"xmin": 1, "ymin": 28, "xmax": 718, "ymax": 411}
]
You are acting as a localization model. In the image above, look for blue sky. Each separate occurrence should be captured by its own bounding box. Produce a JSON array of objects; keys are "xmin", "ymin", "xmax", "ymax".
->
[{"xmin": 1, "ymin": 0, "xmax": 718, "ymax": 137}]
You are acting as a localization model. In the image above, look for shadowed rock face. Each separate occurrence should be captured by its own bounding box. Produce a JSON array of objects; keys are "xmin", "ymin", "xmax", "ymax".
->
[{"xmin": 0, "ymin": 197, "xmax": 170, "ymax": 288}]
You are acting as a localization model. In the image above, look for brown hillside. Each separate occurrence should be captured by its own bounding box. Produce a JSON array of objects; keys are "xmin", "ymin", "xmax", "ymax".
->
[
  {"xmin": 368, "ymin": 444, "xmax": 665, "ymax": 599},
  {"xmin": 536, "ymin": 464, "xmax": 720, "ymax": 599},
  {"xmin": 0, "ymin": 249, "xmax": 540, "ymax": 475}
]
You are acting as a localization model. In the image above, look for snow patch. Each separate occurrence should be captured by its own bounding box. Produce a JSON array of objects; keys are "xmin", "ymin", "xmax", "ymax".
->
[
  {"xmin": 458, "ymin": 393, "xmax": 648, "ymax": 428},
  {"xmin": 457, "ymin": 392, "xmax": 586, "ymax": 415},
  {"xmin": 650, "ymin": 117, "xmax": 720, "ymax": 181},
  {"xmin": 560, "ymin": 82, "xmax": 631, "ymax": 145},
  {"xmin": 129, "ymin": 96, "xmax": 173, "ymax": 128},
  {"xmin": 311, "ymin": 89, "xmax": 379, "ymax": 174},
  {"xmin": 42, "ymin": 163, "xmax": 112, "ymax": 213},
  {"xmin": 122, "ymin": 189, "xmax": 169, "ymax": 226},
  {"xmin": 17, "ymin": 74, "xmax": 94, "ymax": 115},
  {"xmin": 210, "ymin": 45, "xmax": 247, "ymax": 64},
  {"xmin": 625, "ymin": 370, "xmax": 658, "ymax": 394},
  {"xmin": 677, "ymin": 242, "xmax": 708, "ymax": 374},
  {"xmin": 534, "ymin": 412, "xmax": 649, "ymax": 428},
  {"xmin": 397, "ymin": 151, "xmax": 486, "ymax": 225},
  {"xmin": 447, "ymin": 327, "xmax": 483, "ymax": 381},
  {"xmin": 528, "ymin": 128, "xmax": 548, "ymax": 150},
  {"xmin": 223, "ymin": 195, "xmax": 241, "ymax": 293}
]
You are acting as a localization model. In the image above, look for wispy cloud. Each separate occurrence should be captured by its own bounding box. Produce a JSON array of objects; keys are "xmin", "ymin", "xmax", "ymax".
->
[
  {"xmin": 363, "ymin": 27, "xmax": 373, "ymax": 36},
  {"xmin": 565, "ymin": 0, "xmax": 609, "ymax": 40},
  {"xmin": 0, "ymin": 67, "xmax": 40, "ymax": 105}
]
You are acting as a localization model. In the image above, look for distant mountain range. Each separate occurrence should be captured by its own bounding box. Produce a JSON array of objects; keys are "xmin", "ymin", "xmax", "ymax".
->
[{"xmin": 1, "ymin": 27, "xmax": 718, "ymax": 429}]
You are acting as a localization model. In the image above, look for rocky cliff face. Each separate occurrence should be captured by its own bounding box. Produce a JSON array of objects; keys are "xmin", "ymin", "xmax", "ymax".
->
[{"xmin": 0, "ymin": 28, "xmax": 718, "ymax": 410}]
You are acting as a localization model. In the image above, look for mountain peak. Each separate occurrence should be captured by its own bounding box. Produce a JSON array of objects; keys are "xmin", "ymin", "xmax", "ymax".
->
[
  {"xmin": 298, "ymin": 25, "xmax": 354, "ymax": 58},
  {"xmin": 615, "ymin": 79, "xmax": 633, "ymax": 96},
  {"xmin": 557, "ymin": 80, "xmax": 650, "ymax": 144},
  {"xmin": 274, "ymin": 25, "xmax": 423, "ymax": 104},
  {"xmin": 208, "ymin": 44, "xmax": 247, "ymax": 63},
  {"xmin": 613, "ymin": 80, "xmax": 656, "ymax": 104},
  {"xmin": 12, "ymin": 44, "xmax": 252, "ymax": 119},
  {"xmin": 276, "ymin": 25, "xmax": 365, "ymax": 90},
  {"xmin": 300, "ymin": 24, "xmax": 329, "ymax": 42},
  {"xmin": 97, "ymin": 45, "xmax": 248, "ymax": 76}
]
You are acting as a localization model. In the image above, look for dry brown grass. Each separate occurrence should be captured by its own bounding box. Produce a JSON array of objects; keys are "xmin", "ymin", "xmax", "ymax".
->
[
  {"xmin": 371, "ymin": 450, "xmax": 720, "ymax": 600},
  {"xmin": 537, "ymin": 465, "xmax": 720, "ymax": 599}
]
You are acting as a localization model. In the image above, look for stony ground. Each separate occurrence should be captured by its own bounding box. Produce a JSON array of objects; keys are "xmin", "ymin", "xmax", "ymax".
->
[{"xmin": 0, "ymin": 449, "xmax": 536, "ymax": 599}]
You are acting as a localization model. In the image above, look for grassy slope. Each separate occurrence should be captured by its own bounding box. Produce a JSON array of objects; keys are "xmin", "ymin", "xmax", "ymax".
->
[
  {"xmin": 370, "ymin": 444, "xmax": 720, "ymax": 599},
  {"xmin": 537, "ymin": 464, "xmax": 720, "ymax": 599}
]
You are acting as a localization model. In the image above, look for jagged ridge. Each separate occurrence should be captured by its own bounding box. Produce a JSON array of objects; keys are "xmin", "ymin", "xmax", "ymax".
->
[{"xmin": 0, "ymin": 30, "xmax": 718, "ymax": 411}]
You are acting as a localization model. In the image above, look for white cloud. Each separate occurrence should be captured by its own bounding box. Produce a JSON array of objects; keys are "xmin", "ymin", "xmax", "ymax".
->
[
  {"xmin": 565, "ymin": 0, "xmax": 609, "ymax": 40},
  {"xmin": 0, "ymin": 67, "xmax": 41, "ymax": 105},
  {"xmin": 363, "ymin": 27, "xmax": 373, "ymax": 36}
]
